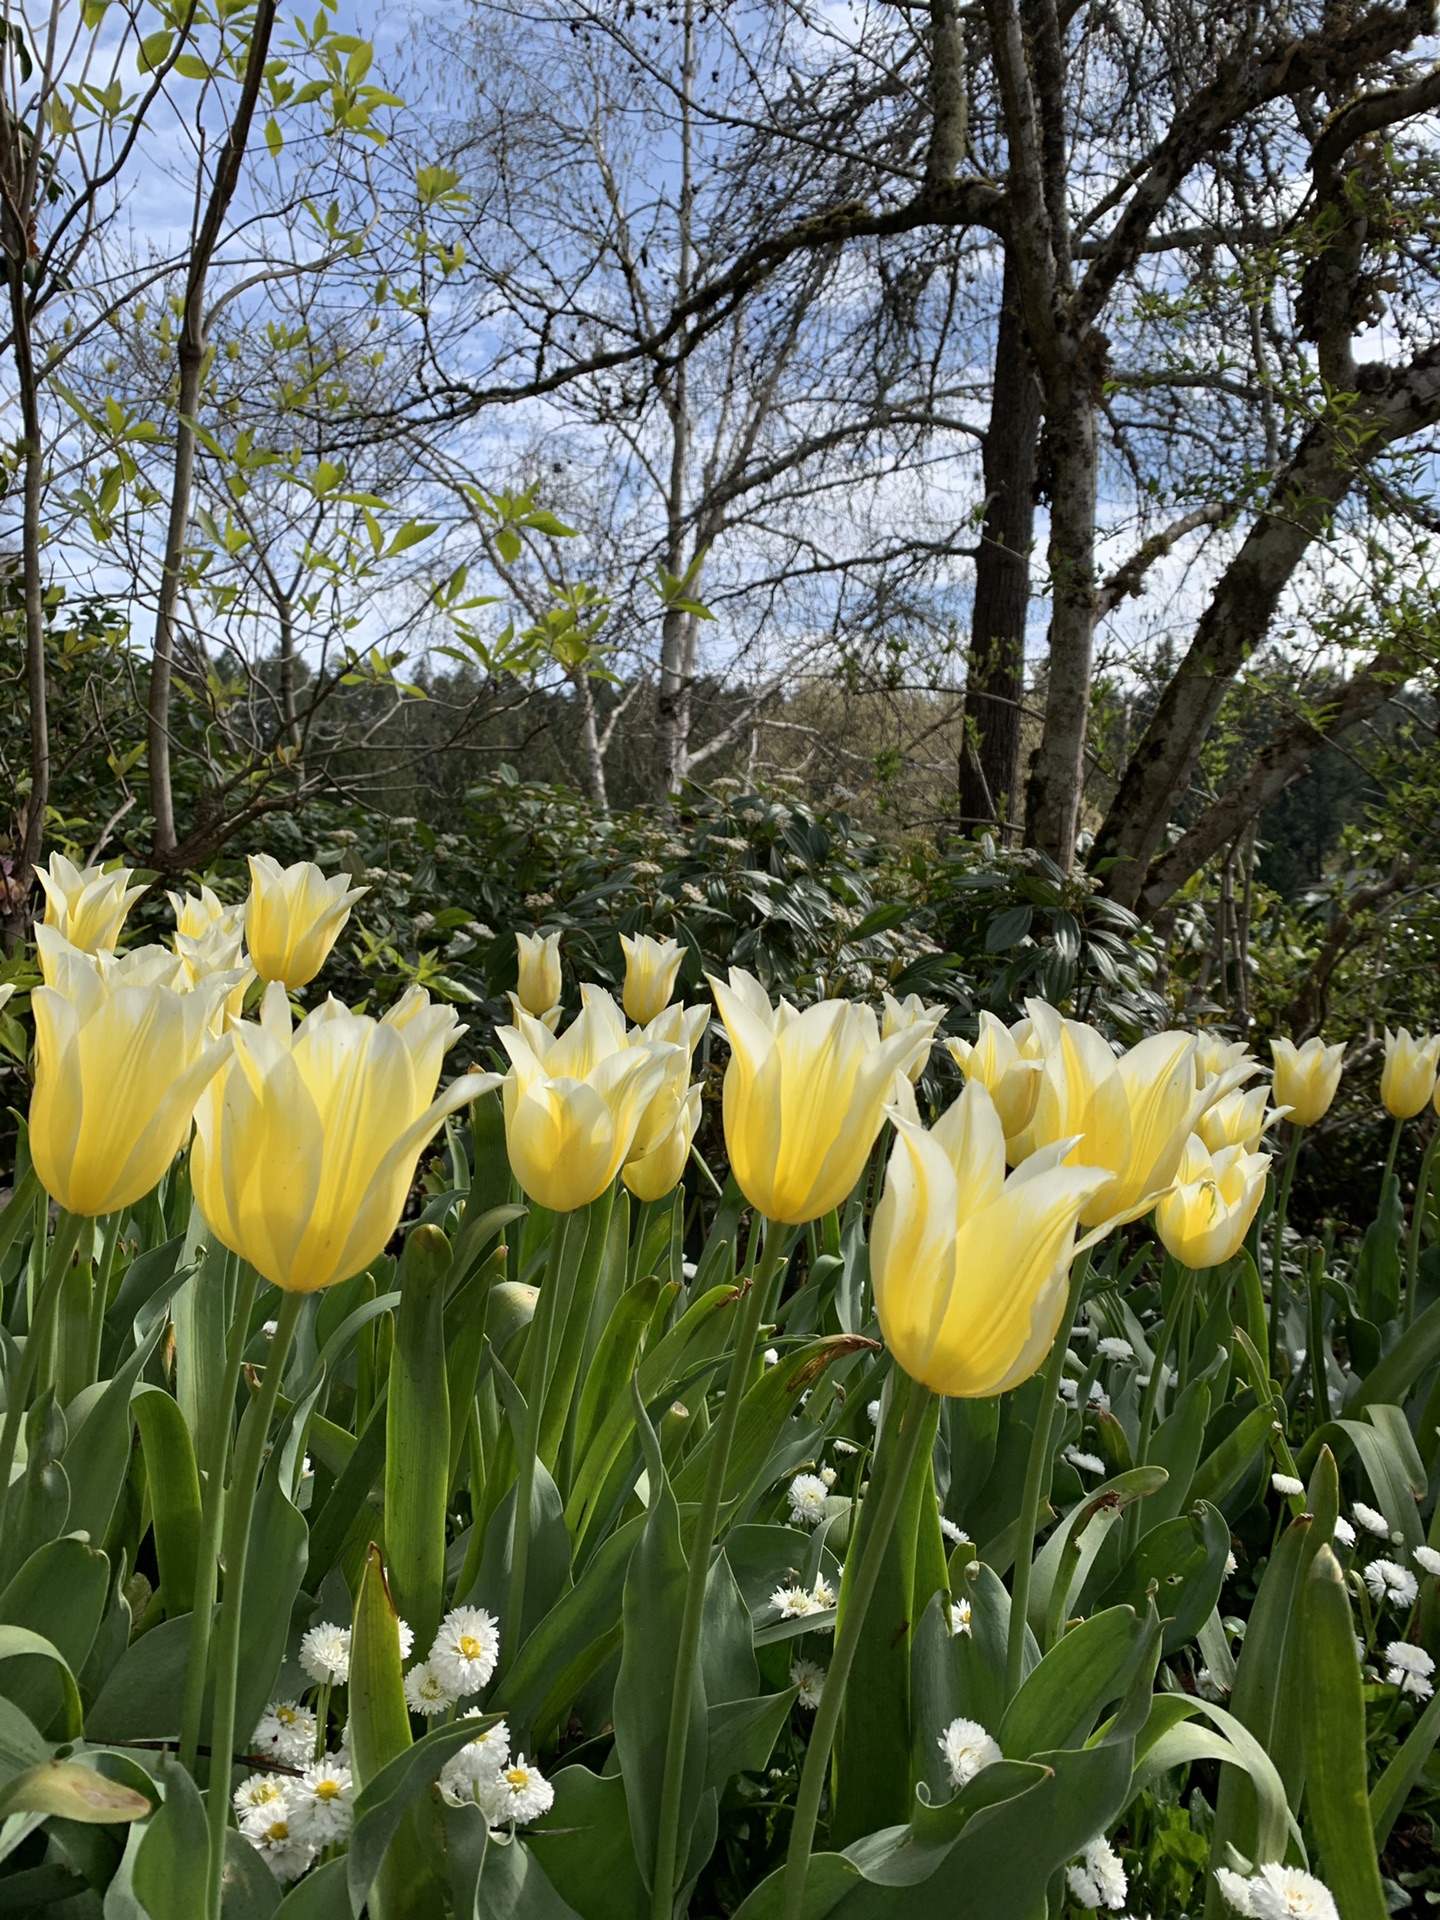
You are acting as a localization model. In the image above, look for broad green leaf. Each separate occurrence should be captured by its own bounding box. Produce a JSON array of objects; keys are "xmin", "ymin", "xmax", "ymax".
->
[
  {"xmin": 132, "ymin": 1755, "xmax": 208, "ymax": 1918},
  {"xmin": 347, "ymin": 1711, "xmax": 502, "ymax": 1916},
  {"xmin": 999, "ymin": 1606, "xmax": 1151, "ymax": 1760},
  {"xmin": 1301, "ymin": 1547, "xmax": 1386, "ymax": 1920},
  {"xmin": 0, "ymin": 1536, "xmax": 108, "ymax": 1735},
  {"xmin": 529, "ymin": 1765, "xmax": 647, "ymax": 1920},
  {"xmin": 133, "ymin": 1386, "xmax": 202, "ymax": 1615},
  {"xmin": 1371, "ymin": 1680, "xmax": 1440, "ymax": 1849},
  {"xmin": 0, "ymin": 1626, "xmax": 81, "ymax": 1741},
  {"xmin": 386, "ymin": 1225, "xmax": 451, "ymax": 1653},
  {"xmin": 0, "ymin": 1756, "xmax": 149, "ymax": 1823}
]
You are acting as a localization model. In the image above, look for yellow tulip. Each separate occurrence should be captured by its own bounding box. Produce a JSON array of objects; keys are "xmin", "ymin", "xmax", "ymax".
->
[
  {"xmin": 1193, "ymin": 1033, "xmax": 1258, "ymax": 1089},
  {"xmin": 871, "ymin": 1082, "xmax": 1111, "ymax": 1398},
  {"xmin": 168, "ymin": 884, "xmax": 244, "ymax": 944},
  {"xmin": 498, "ymin": 988, "xmax": 676, "ymax": 1212},
  {"xmin": 30, "ymin": 941, "xmax": 233, "ymax": 1215},
  {"xmin": 1196, "ymin": 1084, "xmax": 1285, "ymax": 1154},
  {"xmin": 1381, "ymin": 1028, "xmax": 1440, "ymax": 1121},
  {"xmin": 625, "ymin": 1084, "xmax": 702, "ymax": 1202},
  {"xmin": 37, "ymin": 852, "xmax": 142, "ymax": 954},
  {"xmin": 1155, "ymin": 1134, "xmax": 1270, "ymax": 1270},
  {"xmin": 192, "ymin": 984, "xmax": 496, "ymax": 1293},
  {"xmin": 244, "ymin": 855, "xmax": 365, "ymax": 990},
  {"xmin": 881, "ymin": 992, "xmax": 945, "ymax": 1082},
  {"xmin": 621, "ymin": 933, "xmax": 684, "ymax": 1026},
  {"xmin": 1270, "ymin": 1036, "xmax": 1345, "ymax": 1127},
  {"xmin": 946, "ymin": 1012, "xmax": 1043, "ymax": 1149},
  {"xmin": 708, "ymin": 969, "xmax": 928, "ymax": 1225},
  {"xmin": 515, "ymin": 931, "xmax": 562, "ymax": 1019}
]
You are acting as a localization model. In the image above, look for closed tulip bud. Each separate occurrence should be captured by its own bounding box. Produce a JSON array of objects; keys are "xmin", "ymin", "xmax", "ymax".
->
[
  {"xmin": 1193, "ymin": 1033, "xmax": 1259, "ymax": 1089},
  {"xmin": 621, "ymin": 933, "xmax": 684, "ymax": 1025},
  {"xmin": 625, "ymin": 1083, "xmax": 702, "ymax": 1202},
  {"xmin": 498, "ymin": 988, "xmax": 675, "ymax": 1212},
  {"xmin": 515, "ymin": 931, "xmax": 563, "ymax": 1019},
  {"xmin": 872, "ymin": 1082, "xmax": 1111, "ymax": 1397},
  {"xmin": 709, "ymin": 969, "xmax": 928, "ymax": 1225},
  {"xmin": 245, "ymin": 856, "xmax": 365, "ymax": 990},
  {"xmin": 168, "ymin": 884, "xmax": 244, "ymax": 944},
  {"xmin": 1197, "ymin": 1084, "xmax": 1285, "ymax": 1154},
  {"xmin": 881, "ymin": 992, "xmax": 945, "ymax": 1082},
  {"xmin": 37, "ymin": 853, "xmax": 143, "ymax": 954},
  {"xmin": 1270, "ymin": 1036, "xmax": 1345, "ymax": 1127},
  {"xmin": 30, "ymin": 942, "xmax": 233, "ymax": 1215},
  {"xmin": 192, "ymin": 984, "xmax": 497, "ymax": 1293},
  {"xmin": 1381, "ymin": 1028, "xmax": 1440, "ymax": 1121},
  {"xmin": 946, "ymin": 1012, "xmax": 1042, "ymax": 1149},
  {"xmin": 1155, "ymin": 1134, "xmax": 1270, "ymax": 1270}
]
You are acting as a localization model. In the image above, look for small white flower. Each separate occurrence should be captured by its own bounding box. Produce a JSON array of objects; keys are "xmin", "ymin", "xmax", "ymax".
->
[
  {"xmin": 1271, "ymin": 1474, "xmax": 1304, "ymax": 1498},
  {"xmin": 866, "ymin": 1400, "xmax": 881, "ymax": 1427},
  {"xmin": 396, "ymin": 1619, "xmax": 415, "ymax": 1660},
  {"xmin": 1333, "ymin": 1517, "xmax": 1356, "ymax": 1548},
  {"xmin": 233, "ymin": 1773, "xmax": 289, "ymax": 1820},
  {"xmin": 253, "ymin": 1700, "xmax": 316, "ymax": 1767},
  {"xmin": 790, "ymin": 1658, "xmax": 825, "ymax": 1709},
  {"xmin": 429, "ymin": 1605, "xmax": 500, "ymax": 1699},
  {"xmin": 1383, "ymin": 1640, "xmax": 1436, "ymax": 1698},
  {"xmin": 1215, "ymin": 1868, "xmax": 1256, "ymax": 1915},
  {"xmin": 1195, "ymin": 1667, "xmax": 1229, "ymax": 1701},
  {"xmin": 1414, "ymin": 1544, "xmax": 1440, "ymax": 1577},
  {"xmin": 787, "ymin": 1473, "xmax": 830, "ymax": 1528},
  {"xmin": 1064, "ymin": 1447, "xmax": 1105, "ymax": 1475},
  {"xmin": 1356, "ymin": 1634, "xmax": 1367, "ymax": 1661},
  {"xmin": 1365, "ymin": 1559, "xmax": 1419, "ymax": 1609},
  {"xmin": 1353, "ymin": 1502, "xmax": 1390, "ymax": 1538},
  {"xmin": 820, "ymin": 1465, "xmax": 838, "ymax": 1488},
  {"xmin": 810, "ymin": 1575, "xmax": 836, "ymax": 1613},
  {"xmin": 478, "ymin": 1754, "xmax": 554, "ymax": 1827},
  {"xmin": 949, "ymin": 1597, "xmax": 972, "ymax": 1637},
  {"xmin": 403, "ymin": 1660, "xmax": 456, "ymax": 1715},
  {"xmin": 762, "ymin": 1348, "xmax": 779, "ymax": 1367},
  {"xmin": 939, "ymin": 1516, "xmax": 970, "ymax": 1546},
  {"xmin": 241, "ymin": 1809, "xmax": 314, "ymax": 1884},
  {"xmin": 833, "ymin": 1439, "xmax": 859, "ymax": 1456},
  {"xmin": 287, "ymin": 1761, "xmax": 353, "ymax": 1847},
  {"xmin": 439, "ymin": 1713, "xmax": 512, "ymax": 1806},
  {"xmin": 1066, "ymin": 1837, "xmax": 1128, "ymax": 1911},
  {"xmin": 1087, "ymin": 1389, "xmax": 1112, "ymax": 1413},
  {"xmin": 771, "ymin": 1585, "xmax": 819, "ymax": 1620},
  {"xmin": 299, "ymin": 1622, "xmax": 351, "ymax": 1686},
  {"xmin": 1224, "ymin": 1551, "xmax": 1238, "ymax": 1576},
  {"xmin": 938, "ymin": 1717, "xmax": 1002, "ymax": 1790},
  {"xmin": 1247, "ymin": 1863, "xmax": 1340, "ymax": 1920},
  {"xmin": 1097, "ymin": 1337, "xmax": 1134, "ymax": 1362},
  {"xmin": 1058, "ymin": 1376, "xmax": 1078, "ymax": 1404},
  {"xmin": 262, "ymin": 1320, "xmax": 279, "ymax": 1339}
]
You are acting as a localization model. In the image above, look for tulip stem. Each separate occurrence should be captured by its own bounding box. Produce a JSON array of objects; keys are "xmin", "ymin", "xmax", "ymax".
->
[
  {"xmin": 1136, "ymin": 1265, "xmax": 1195, "ymax": 1468},
  {"xmin": 1384, "ymin": 1113, "xmax": 1405, "ymax": 1186},
  {"xmin": 180, "ymin": 1258, "xmax": 260, "ymax": 1775},
  {"xmin": 779, "ymin": 1372, "xmax": 932, "ymax": 1920},
  {"xmin": 507, "ymin": 1211, "xmax": 578, "ymax": 1656},
  {"xmin": 649, "ymin": 1225, "xmax": 787, "ymax": 1920},
  {"xmin": 1404, "ymin": 1124, "xmax": 1440, "ymax": 1328},
  {"xmin": 1268, "ymin": 1127, "xmax": 1301, "ymax": 1373},
  {"xmin": 84, "ymin": 1212, "xmax": 123, "ymax": 1387},
  {"xmin": 0, "ymin": 1208, "xmax": 84, "ymax": 1502},
  {"xmin": 204, "ymin": 1287, "xmax": 303, "ymax": 1920},
  {"xmin": 1005, "ymin": 1252, "xmax": 1089, "ymax": 1701}
]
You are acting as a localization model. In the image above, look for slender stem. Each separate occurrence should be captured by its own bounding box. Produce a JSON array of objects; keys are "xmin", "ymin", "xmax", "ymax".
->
[
  {"xmin": 0, "ymin": 1209, "xmax": 84, "ymax": 1499},
  {"xmin": 1307, "ymin": 1245, "xmax": 1330, "ymax": 1431},
  {"xmin": 507, "ymin": 1212, "xmax": 577, "ymax": 1651},
  {"xmin": 1403, "ymin": 1125, "xmax": 1440, "ymax": 1328},
  {"xmin": 649, "ymin": 1226, "xmax": 786, "ymax": 1920},
  {"xmin": 1268, "ymin": 1127, "xmax": 1302, "ymax": 1372},
  {"xmin": 204, "ymin": 1288, "xmax": 303, "ymax": 1920},
  {"xmin": 1383, "ymin": 1113, "xmax": 1405, "ymax": 1186},
  {"xmin": 779, "ymin": 1373, "xmax": 931, "ymax": 1920},
  {"xmin": 85, "ymin": 1212, "xmax": 124, "ymax": 1385},
  {"xmin": 1005, "ymin": 1252, "xmax": 1089, "ymax": 1700},
  {"xmin": 1136, "ymin": 1266, "xmax": 1196, "ymax": 1469},
  {"xmin": 179, "ymin": 1260, "xmax": 260, "ymax": 1774}
]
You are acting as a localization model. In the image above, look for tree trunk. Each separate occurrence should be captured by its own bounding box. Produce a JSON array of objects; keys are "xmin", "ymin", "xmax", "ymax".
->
[
  {"xmin": 655, "ymin": 0, "xmax": 696, "ymax": 798},
  {"xmin": 961, "ymin": 252, "xmax": 1039, "ymax": 839}
]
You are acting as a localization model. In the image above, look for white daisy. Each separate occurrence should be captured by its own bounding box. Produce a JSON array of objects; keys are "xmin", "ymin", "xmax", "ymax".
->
[
  {"xmin": 287, "ymin": 1761, "xmax": 353, "ymax": 1847},
  {"xmin": 762, "ymin": 1348, "xmax": 779, "ymax": 1366},
  {"xmin": 866, "ymin": 1400, "xmax": 881, "ymax": 1427},
  {"xmin": 1087, "ymin": 1389, "xmax": 1112, "ymax": 1413},
  {"xmin": 1414, "ymin": 1544, "xmax": 1440, "ymax": 1577},
  {"xmin": 833, "ymin": 1439, "xmax": 859, "ymax": 1456},
  {"xmin": 1271, "ymin": 1474, "xmax": 1304, "ymax": 1498},
  {"xmin": 1066, "ymin": 1837, "xmax": 1128, "ymax": 1911},
  {"xmin": 1364, "ymin": 1559, "xmax": 1419, "ymax": 1609},
  {"xmin": 1224, "ymin": 1551, "xmax": 1238, "ymax": 1576},
  {"xmin": 1215, "ymin": 1868, "xmax": 1257, "ymax": 1915},
  {"xmin": 1195, "ymin": 1667, "xmax": 1228, "ymax": 1701},
  {"xmin": 403, "ymin": 1660, "xmax": 456, "ymax": 1716},
  {"xmin": 810, "ymin": 1575, "xmax": 836, "ymax": 1613},
  {"xmin": 233, "ymin": 1773, "xmax": 289, "ymax": 1821},
  {"xmin": 787, "ymin": 1473, "xmax": 830, "ymax": 1528},
  {"xmin": 1247, "ymin": 1863, "xmax": 1340, "ymax": 1920},
  {"xmin": 1353, "ymin": 1502, "xmax": 1390, "ymax": 1538},
  {"xmin": 299, "ymin": 1622, "xmax": 351, "ymax": 1686},
  {"xmin": 1333, "ymin": 1517, "xmax": 1356, "ymax": 1548},
  {"xmin": 949, "ymin": 1597, "xmax": 972, "ymax": 1637},
  {"xmin": 253, "ymin": 1700, "xmax": 316, "ymax": 1768},
  {"xmin": 396, "ymin": 1619, "xmax": 415, "ymax": 1660},
  {"xmin": 790, "ymin": 1658, "xmax": 825, "ymax": 1709},
  {"xmin": 1064, "ymin": 1447, "xmax": 1105, "ymax": 1475},
  {"xmin": 478, "ymin": 1754, "xmax": 554, "ymax": 1827},
  {"xmin": 771, "ymin": 1584, "xmax": 819, "ymax": 1619},
  {"xmin": 240, "ymin": 1809, "xmax": 314, "ymax": 1885},
  {"xmin": 429, "ymin": 1605, "xmax": 500, "ymax": 1699},
  {"xmin": 1383, "ymin": 1640, "xmax": 1436, "ymax": 1698},
  {"xmin": 1097, "ymin": 1337, "xmax": 1134, "ymax": 1362},
  {"xmin": 820, "ymin": 1466, "xmax": 837, "ymax": 1488},
  {"xmin": 937, "ymin": 1717, "xmax": 1002, "ymax": 1790},
  {"xmin": 1058, "ymin": 1377, "xmax": 1079, "ymax": 1404},
  {"xmin": 438, "ymin": 1713, "xmax": 512, "ymax": 1806},
  {"xmin": 939, "ymin": 1516, "xmax": 970, "ymax": 1546}
]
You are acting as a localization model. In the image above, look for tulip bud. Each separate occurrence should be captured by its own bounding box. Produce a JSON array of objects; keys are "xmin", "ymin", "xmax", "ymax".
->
[
  {"xmin": 947, "ymin": 1012, "xmax": 1042, "ymax": 1149},
  {"xmin": 515, "ymin": 931, "xmax": 562, "ymax": 1019},
  {"xmin": 625, "ymin": 1083, "xmax": 703, "ymax": 1202},
  {"xmin": 1196, "ymin": 1084, "xmax": 1284, "ymax": 1154},
  {"xmin": 37, "ymin": 853, "xmax": 143, "ymax": 955},
  {"xmin": 1381, "ymin": 1028, "xmax": 1440, "ymax": 1121},
  {"xmin": 168, "ymin": 884, "xmax": 244, "ymax": 944},
  {"xmin": 1193, "ymin": 1033, "xmax": 1258, "ymax": 1089},
  {"xmin": 881, "ymin": 992, "xmax": 945, "ymax": 1082},
  {"xmin": 621, "ymin": 933, "xmax": 684, "ymax": 1026},
  {"xmin": 30, "ymin": 943, "xmax": 233, "ymax": 1215},
  {"xmin": 245, "ymin": 856, "xmax": 365, "ymax": 990},
  {"xmin": 1155, "ymin": 1134, "xmax": 1270, "ymax": 1270},
  {"xmin": 192, "ymin": 984, "xmax": 498, "ymax": 1292},
  {"xmin": 871, "ymin": 1082, "xmax": 1111, "ymax": 1397},
  {"xmin": 1270, "ymin": 1037, "xmax": 1345, "ymax": 1127},
  {"xmin": 709, "ymin": 969, "xmax": 928, "ymax": 1225},
  {"xmin": 498, "ymin": 988, "xmax": 674, "ymax": 1212}
]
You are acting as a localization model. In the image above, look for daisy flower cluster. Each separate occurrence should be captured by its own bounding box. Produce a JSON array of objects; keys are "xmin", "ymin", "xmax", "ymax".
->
[
  {"xmin": 1214, "ymin": 1863, "xmax": 1338, "ymax": 1920},
  {"xmin": 770, "ymin": 1574, "xmax": 836, "ymax": 1622},
  {"xmin": 402, "ymin": 1605, "xmax": 502, "ymax": 1717},
  {"xmin": 438, "ymin": 1714, "xmax": 553, "ymax": 1829},
  {"xmin": 1066, "ymin": 1836, "xmax": 1128, "ymax": 1911},
  {"xmin": 1383, "ymin": 1639, "xmax": 1436, "ymax": 1698},
  {"xmin": 234, "ymin": 1759, "xmax": 353, "ymax": 1884}
]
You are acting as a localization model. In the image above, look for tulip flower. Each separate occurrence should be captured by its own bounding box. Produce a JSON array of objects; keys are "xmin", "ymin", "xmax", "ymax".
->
[
  {"xmin": 871, "ymin": 1081, "xmax": 1111, "ymax": 1397},
  {"xmin": 244, "ymin": 855, "xmax": 365, "ymax": 991},
  {"xmin": 168, "ymin": 884, "xmax": 245, "ymax": 944},
  {"xmin": 880, "ymin": 992, "xmax": 945, "ymax": 1081},
  {"xmin": 625, "ymin": 1083, "xmax": 702, "ymax": 1201},
  {"xmin": 1197, "ymin": 1084, "xmax": 1286, "ymax": 1154},
  {"xmin": 1270, "ymin": 1036, "xmax": 1345, "ymax": 1127},
  {"xmin": 498, "ymin": 988, "xmax": 675, "ymax": 1212},
  {"xmin": 515, "ymin": 931, "xmax": 562, "ymax": 1020},
  {"xmin": 1193, "ymin": 1033, "xmax": 1259, "ymax": 1089},
  {"xmin": 37, "ymin": 852, "xmax": 142, "ymax": 955},
  {"xmin": 946, "ymin": 1012, "xmax": 1043, "ymax": 1150},
  {"xmin": 709, "ymin": 969, "xmax": 929, "ymax": 1225},
  {"xmin": 1155, "ymin": 1134, "xmax": 1270, "ymax": 1270},
  {"xmin": 30, "ymin": 942, "xmax": 233, "ymax": 1215},
  {"xmin": 1381, "ymin": 1028, "xmax": 1440, "ymax": 1121},
  {"xmin": 192, "ymin": 984, "xmax": 497, "ymax": 1293},
  {"xmin": 621, "ymin": 932, "xmax": 684, "ymax": 1026}
]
